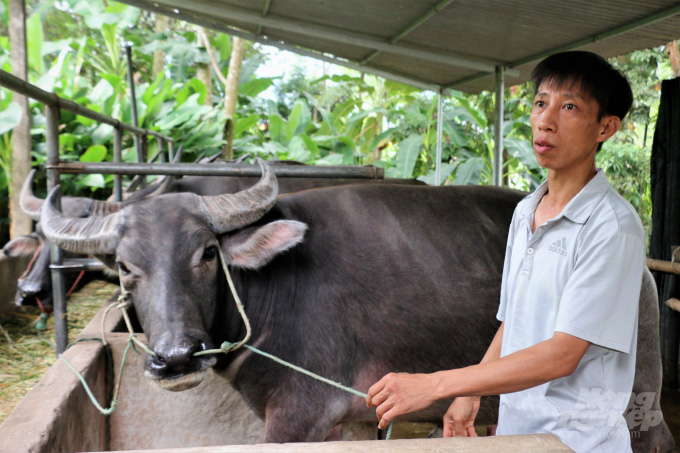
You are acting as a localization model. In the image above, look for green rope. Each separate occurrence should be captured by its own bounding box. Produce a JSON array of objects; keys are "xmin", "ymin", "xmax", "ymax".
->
[
  {"xmin": 61, "ymin": 246, "xmax": 394, "ymax": 438},
  {"xmin": 58, "ymin": 335, "xmax": 137, "ymax": 416}
]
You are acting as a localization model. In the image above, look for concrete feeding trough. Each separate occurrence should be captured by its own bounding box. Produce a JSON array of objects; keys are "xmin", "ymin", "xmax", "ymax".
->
[{"xmin": 0, "ymin": 293, "xmax": 572, "ymax": 453}]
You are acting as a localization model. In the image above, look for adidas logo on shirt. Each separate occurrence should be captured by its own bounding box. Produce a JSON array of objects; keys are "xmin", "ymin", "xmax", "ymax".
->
[{"xmin": 548, "ymin": 237, "xmax": 567, "ymax": 256}]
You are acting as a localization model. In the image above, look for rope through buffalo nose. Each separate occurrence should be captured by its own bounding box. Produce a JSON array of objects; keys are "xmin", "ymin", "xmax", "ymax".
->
[{"xmin": 192, "ymin": 247, "xmax": 394, "ymax": 439}]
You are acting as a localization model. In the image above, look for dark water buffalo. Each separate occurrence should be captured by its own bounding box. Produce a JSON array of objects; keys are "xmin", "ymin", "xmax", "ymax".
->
[
  {"xmin": 9, "ymin": 164, "xmax": 422, "ymax": 308},
  {"xmin": 2, "ymin": 171, "xmax": 171, "ymax": 308},
  {"xmin": 39, "ymin": 161, "xmax": 672, "ymax": 450}
]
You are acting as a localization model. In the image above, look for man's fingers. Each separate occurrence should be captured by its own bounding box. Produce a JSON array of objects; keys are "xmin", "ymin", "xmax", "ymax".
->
[
  {"xmin": 375, "ymin": 397, "xmax": 394, "ymax": 422},
  {"xmin": 366, "ymin": 380, "xmax": 385, "ymax": 407},
  {"xmin": 377, "ymin": 406, "xmax": 398, "ymax": 430},
  {"xmin": 454, "ymin": 420, "xmax": 466, "ymax": 437},
  {"xmin": 369, "ymin": 389, "xmax": 390, "ymax": 410},
  {"xmin": 466, "ymin": 426, "xmax": 478, "ymax": 437}
]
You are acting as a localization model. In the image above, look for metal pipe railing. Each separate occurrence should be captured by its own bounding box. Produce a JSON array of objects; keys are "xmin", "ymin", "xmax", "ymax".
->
[
  {"xmin": 46, "ymin": 162, "xmax": 385, "ymax": 179},
  {"xmin": 45, "ymin": 104, "xmax": 68, "ymax": 354},
  {"xmin": 0, "ymin": 69, "xmax": 173, "ymax": 142}
]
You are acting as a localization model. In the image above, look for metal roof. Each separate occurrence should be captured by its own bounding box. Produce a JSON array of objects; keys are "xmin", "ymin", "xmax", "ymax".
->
[{"xmin": 116, "ymin": 0, "xmax": 680, "ymax": 92}]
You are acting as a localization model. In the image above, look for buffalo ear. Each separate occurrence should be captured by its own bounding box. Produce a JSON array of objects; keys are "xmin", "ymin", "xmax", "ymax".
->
[
  {"xmin": 2, "ymin": 233, "xmax": 40, "ymax": 257},
  {"xmin": 221, "ymin": 220, "xmax": 307, "ymax": 270}
]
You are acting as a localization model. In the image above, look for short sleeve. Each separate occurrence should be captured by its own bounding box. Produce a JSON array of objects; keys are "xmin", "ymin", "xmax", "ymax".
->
[
  {"xmin": 554, "ymin": 232, "xmax": 645, "ymax": 353},
  {"xmin": 497, "ymin": 208, "xmax": 521, "ymax": 322}
]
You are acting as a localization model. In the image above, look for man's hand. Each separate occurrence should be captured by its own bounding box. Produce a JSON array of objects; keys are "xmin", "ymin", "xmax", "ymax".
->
[
  {"xmin": 443, "ymin": 396, "xmax": 481, "ymax": 437},
  {"xmin": 365, "ymin": 372, "xmax": 440, "ymax": 430}
]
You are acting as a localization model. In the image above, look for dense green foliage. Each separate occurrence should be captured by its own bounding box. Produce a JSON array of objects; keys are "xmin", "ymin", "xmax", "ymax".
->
[{"xmin": 0, "ymin": 0, "xmax": 674, "ymax": 244}]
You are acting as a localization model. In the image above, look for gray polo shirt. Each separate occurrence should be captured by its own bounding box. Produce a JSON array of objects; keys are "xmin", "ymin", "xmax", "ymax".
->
[{"xmin": 496, "ymin": 169, "xmax": 645, "ymax": 453}]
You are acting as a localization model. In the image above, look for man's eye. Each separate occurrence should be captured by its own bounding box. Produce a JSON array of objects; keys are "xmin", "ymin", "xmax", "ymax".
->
[
  {"xmin": 565, "ymin": 103, "xmax": 576, "ymax": 110},
  {"xmin": 535, "ymin": 100, "xmax": 545, "ymax": 107},
  {"xmin": 118, "ymin": 262, "xmax": 131, "ymax": 275}
]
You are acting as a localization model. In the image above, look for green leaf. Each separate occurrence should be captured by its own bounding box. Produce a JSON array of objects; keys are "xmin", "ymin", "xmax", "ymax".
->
[
  {"xmin": 239, "ymin": 78, "xmax": 276, "ymax": 97},
  {"xmin": 286, "ymin": 101, "xmax": 304, "ymax": 141},
  {"xmin": 369, "ymin": 129, "xmax": 395, "ymax": 151},
  {"xmin": 233, "ymin": 115, "xmax": 260, "ymax": 138},
  {"xmin": 452, "ymin": 95, "xmax": 487, "ymax": 129},
  {"xmin": 288, "ymin": 136, "xmax": 311, "ymax": 162},
  {"xmin": 443, "ymin": 121, "xmax": 468, "ymax": 147},
  {"xmin": 299, "ymin": 133, "xmax": 319, "ymax": 155},
  {"xmin": 268, "ymin": 114, "xmax": 287, "ymax": 144},
  {"xmin": 81, "ymin": 173, "xmax": 105, "ymax": 189},
  {"xmin": 0, "ymin": 102, "xmax": 22, "ymax": 135},
  {"xmin": 418, "ymin": 162, "xmax": 459, "ymax": 185},
  {"xmin": 100, "ymin": 73, "xmax": 123, "ymax": 90},
  {"xmin": 80, "ymin": 145, "xmax": 108, "ymax": 162},
  {"xmin": 387, "ymin": 134, "xmax": 422, "ymax": 179},
  {"xmin": 187, "ymin": 78, "xmax": 207, "ymax": 105},
  {"xmin": 26, "ymin": 14, "xmax": 44, "ymax": 73},
  {"xmin": 452, "ymin": 157, "xmax": 484, "ymax": 185},
  {"xmin": 315, "ymin": 153, "xmax": 343, "ymax": 165},
  {"xmin": 505, "ymin": 138, "xmax": 541, "ymax": 171}
]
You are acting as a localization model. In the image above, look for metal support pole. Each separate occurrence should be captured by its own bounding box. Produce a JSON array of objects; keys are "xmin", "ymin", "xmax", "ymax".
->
[
  {"xmin": 113, "ymin": 127, "xmax": 123, "ymax": 202},
  {"xmin": 158, "ymin": 139, "xmax": 167, "ymax": 163},
  {"xmin": 45, "ymin": 104, "xmax": 68, "ymax": 354},
  {"xmin": 435, "ymin": 88, "xmax": 444, "ymax": 186},
  {"xmin": 493, "ymin": 66, "xmax": 505, "ymax": 187},
  {"xmin": 46, "ymin": 161, "xmax": 385, "ymax": 179}
]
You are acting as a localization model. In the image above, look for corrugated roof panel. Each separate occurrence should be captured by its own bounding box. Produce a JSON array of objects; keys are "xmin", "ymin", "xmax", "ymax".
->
[{"xmin": 120, "ymin": 0, "xmax": 680, "ymax": 93}]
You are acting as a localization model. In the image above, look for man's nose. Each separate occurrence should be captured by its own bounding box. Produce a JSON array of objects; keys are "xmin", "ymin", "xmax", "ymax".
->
[{"xmin": 537, "ymin": 106, "xmax": 558, "ymax": 132}]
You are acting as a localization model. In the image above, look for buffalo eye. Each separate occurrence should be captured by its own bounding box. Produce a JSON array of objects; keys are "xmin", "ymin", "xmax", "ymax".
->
[
  {"xmin": 118, "ymin": 261, "xmax": 131, "ymax": 276},
  {"xmin": 202, "ymin": 245, "xmax": 217, "ymax": 262}
]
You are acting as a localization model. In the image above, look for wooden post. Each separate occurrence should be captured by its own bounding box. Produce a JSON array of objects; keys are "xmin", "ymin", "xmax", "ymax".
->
[
  {"xmin": 153, "ymin": 15, "xmax": 170, "ymax": 78},
  {"xmin": 8, "ymin": 0, "xmax": 32, "ymax": 239},
  {"xmin": 196, "ymin": 27, "xmax": 213, "ymax": 106},
  {"xmin": 222, "ymin": 36, "xmax": 246, "ymax": 161}
]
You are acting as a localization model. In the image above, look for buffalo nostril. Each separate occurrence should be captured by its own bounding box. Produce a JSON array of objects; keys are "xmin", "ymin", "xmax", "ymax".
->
[{"xmin": 153, "ymin": 339, "xmax": 202, "ymax": 368}]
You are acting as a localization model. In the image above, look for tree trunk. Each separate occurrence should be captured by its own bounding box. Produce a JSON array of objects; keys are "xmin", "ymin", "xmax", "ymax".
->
[
  {"xmin": 153, "ymin": 15, "xmax": 170, "ymax": 78},
  {"xmin": 9, "ymin": 0, "xmax": 32, "ymax": 239},
  {"xmin": 222, "ymin": 36, "xmax": 246, "ymax": 160},
  {"xmin": 196, "ymin": 27, "xmax": 213, "ymax": 106}
]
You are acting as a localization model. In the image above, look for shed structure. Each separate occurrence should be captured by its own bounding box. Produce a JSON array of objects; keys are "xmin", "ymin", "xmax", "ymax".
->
[{"xmin": 114, "ymin": 0, "xmax": 680, "ymax": 185}]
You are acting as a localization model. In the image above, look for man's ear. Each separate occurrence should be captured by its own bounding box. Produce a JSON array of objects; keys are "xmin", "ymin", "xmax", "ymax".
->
[
  {"xmin": 220, "ymin": 220, "xmax": 308, "ymax": 270},
  {"xmin": 2, "ymin": 233, "xmax": 40, "ymax": 257},
  {"xmin": 597, "ymin": 115, "xmax": 621, "ymax": 144}
]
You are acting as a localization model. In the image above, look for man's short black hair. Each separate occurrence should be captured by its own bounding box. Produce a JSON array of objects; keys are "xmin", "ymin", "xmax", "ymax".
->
[{"xmin": 531, "ymin": 51, "xmax": 633, "ymax": 121}]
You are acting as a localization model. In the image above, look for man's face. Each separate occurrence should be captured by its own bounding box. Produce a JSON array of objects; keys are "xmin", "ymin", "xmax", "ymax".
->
[{"xmin": 530, "ymin": 81, "xmax": 618, "ymax": 174}]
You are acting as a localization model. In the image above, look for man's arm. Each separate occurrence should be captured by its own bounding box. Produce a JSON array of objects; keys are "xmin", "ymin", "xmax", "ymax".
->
[{"xmin": 366, "ymin": 330, "xmax": 589, "ymax": 430}]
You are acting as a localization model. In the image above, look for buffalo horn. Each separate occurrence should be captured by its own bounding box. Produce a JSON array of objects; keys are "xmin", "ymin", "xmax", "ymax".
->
[
  {"xmin": 199, "ymin": 158, "xmax": 278, "ymax": 233},
  {"xmin": 40, "ymin": 186, "xmax": 122, "ymax": 255},
  {"xmin": 19, "ymin": 170, "xmax": 43, "ymax": 221}
]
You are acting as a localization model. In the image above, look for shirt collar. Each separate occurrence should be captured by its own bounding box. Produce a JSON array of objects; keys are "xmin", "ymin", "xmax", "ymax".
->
[{"xmin": 518, "ymin": 168, "xmax": 611, "ymax": 225}]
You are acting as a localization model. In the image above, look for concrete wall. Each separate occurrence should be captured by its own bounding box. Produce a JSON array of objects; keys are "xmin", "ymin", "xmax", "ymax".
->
[
  {"xmin": 0, "ymin": 339, "xmax": 108, "ymax": 452},
  {"xmin": 0, "ymin": 252, "xmax": 30, "ymax": 314},
  {"xmin": 111, "ymin": 434, "xmax": 573, "ymax": 452}
]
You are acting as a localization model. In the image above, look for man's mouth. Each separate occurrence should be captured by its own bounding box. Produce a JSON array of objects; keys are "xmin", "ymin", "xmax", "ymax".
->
[{"xmin": 534, "ymin": 139, "xmax": 554, "ymax": 154}]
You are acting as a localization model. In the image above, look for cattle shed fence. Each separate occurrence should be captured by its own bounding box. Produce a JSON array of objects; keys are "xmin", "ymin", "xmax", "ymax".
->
[
  {"xmin": 0, "ymin": 68, "xmax": 384, "ymax": 354},
  {"xmin": 3, "ymin": 65, "xmax": 680, "ymax": 354}
]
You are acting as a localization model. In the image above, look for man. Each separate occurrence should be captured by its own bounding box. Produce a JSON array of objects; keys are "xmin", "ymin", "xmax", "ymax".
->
[{"xmin": 366, "ymin": 51, "xmax": 645, "ymax": 452}]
